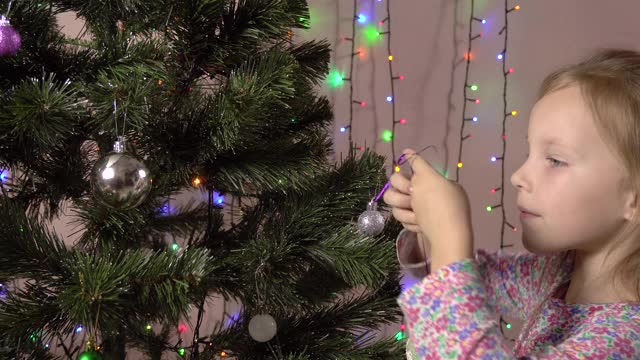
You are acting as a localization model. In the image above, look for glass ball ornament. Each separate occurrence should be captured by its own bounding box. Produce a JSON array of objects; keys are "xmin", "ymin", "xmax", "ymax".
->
[
  {"xmin": 248, "ymin": 314, "xmax": 277, "ymax": 342},
  {"xmin": 357, "ymin": 201, "xmax": 385, "ymax": 236},
  {"xmin": 0, "ymin": 16, "xmax": 21, "ymax": 57},
  {"xmin": 91, "ymin": 137, "xmax": 152, "ymax": 209}
]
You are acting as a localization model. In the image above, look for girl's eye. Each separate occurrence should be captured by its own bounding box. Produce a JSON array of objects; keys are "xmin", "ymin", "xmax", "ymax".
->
[
  {"xmin": 547, "ymin": 157, "xmax": 565, "ymax": 167},
  {"xmin": 525, "ymin": 153, "xmax": 565, "ymax": 167}
]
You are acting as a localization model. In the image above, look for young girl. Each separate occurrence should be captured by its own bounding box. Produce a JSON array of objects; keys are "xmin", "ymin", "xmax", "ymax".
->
[{"xmin": 384, "ymin": 48, "xmax": 640, "ymax": 359}]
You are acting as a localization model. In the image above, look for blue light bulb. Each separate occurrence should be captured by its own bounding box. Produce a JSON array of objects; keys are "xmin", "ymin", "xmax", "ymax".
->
[{"xmin": 357, "ymin": 14, "xmax": 367, "ymax": 24}]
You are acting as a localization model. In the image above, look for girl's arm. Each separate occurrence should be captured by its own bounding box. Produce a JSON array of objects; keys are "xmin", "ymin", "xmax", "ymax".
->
[
  {"xmin": 398, "ymin": 254, "xmax": 639, "ymax": 359},
  {"xmin": 396, "ymin": 228, "xmax": 572, "ymax": 321}
]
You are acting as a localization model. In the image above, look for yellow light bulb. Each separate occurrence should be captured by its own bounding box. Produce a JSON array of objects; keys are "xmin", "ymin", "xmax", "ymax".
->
[
  {"xmin": 511, "ymin": 110, "xmax": 518, "ymax": 116},
  {"xmin": 394, "ymin": 165, "xmax": 401, "ymax": 172},
  {"xmin": 388, "ymin": 55, "xmax": 393, "ymax": 61},
  {"xmin": 193, "ymin": 177, "xmax": 201, "ymax": 186},
  {"xmin": 457, "ymin": 162, "xmax": 463, "ymax": 168}
]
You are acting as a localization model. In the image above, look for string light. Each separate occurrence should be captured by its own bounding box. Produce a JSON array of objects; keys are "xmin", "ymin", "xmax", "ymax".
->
[
  {"xmin": 381, "ymin": 129, "xmax": 393, "ymax": 142},
  {"xmin": 328, "ymin": 69, "xmax": 345, "ymax": 88},
  {"xmin": 178, "ymin": 323, "xmax": 187, "ymax": 333},
  {"xmin": 394, "ymin": 323, "xmax": 406, "ymax": 341},
  {"xmin": 381, "ymin": 0, "xmax": 406, "ymax": 169},
  {"xmin": 488, "ymin": 0, "xmax": 522, "ymax": 341},
  {"xmin": 336, "ymin": 0, "xmax": 365, "ymax": 153}
]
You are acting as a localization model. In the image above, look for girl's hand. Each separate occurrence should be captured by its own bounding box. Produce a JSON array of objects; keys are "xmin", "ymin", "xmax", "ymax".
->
[
  {"xmin": 383, "ymin": 169, "xmax": 419, "ymax": 233},
  {"xmin": 400, "ymin": 149, "xmax": 474, "ymax": 269},
  {"xmin": 383, "ymin": 168, "xmax": 430, "ymax": 257}
]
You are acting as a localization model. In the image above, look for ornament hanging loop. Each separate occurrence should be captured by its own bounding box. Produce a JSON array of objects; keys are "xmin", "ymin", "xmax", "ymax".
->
[
  {"xmin": 112, "ymin": 98, "xmax": 129, "ymax": 148},
  {"xmin": 4, "ymin": 0, "xmax": 12, "ymax": 17}
]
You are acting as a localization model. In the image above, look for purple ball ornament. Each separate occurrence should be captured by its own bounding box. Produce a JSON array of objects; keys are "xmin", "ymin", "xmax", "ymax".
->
[{"xmin": 0, "ymin": 15, "xmax": 21, "ymax": 57}]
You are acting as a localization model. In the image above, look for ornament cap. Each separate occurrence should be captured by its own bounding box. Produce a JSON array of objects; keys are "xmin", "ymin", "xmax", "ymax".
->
[
  {"xmin": 367, "ymin": 201, "xmax": 378, "ymax": 211},
  {"xmin": 113, "ymin": 136, "xmax": 126, "ymax": 153},
  {"xmin": 0, "ymin": 16, "xmax": 8, "ymax": 26}
]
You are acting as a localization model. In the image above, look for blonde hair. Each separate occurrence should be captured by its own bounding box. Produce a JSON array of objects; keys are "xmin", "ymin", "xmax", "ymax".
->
[{"xmin": 536, "ymin": 48, "xmax": 640, "ymax": 304}]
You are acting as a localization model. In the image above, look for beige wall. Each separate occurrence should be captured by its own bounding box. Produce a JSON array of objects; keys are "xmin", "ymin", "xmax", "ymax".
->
[{"xmin": 44, "ymin": 0, "xmax": 640, "ymax": 357}]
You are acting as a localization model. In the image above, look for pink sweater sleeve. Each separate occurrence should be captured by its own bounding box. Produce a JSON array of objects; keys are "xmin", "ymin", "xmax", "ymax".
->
[
  {"xmin": 396, "ymin": 229, "xmax": 565, "ymax": 321},
  {"xmin": 396, "ymin": 246, "xmax": 639, "ymax": 358}
]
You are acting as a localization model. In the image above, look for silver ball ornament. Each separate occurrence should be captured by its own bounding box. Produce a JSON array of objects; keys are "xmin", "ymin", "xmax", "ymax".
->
[
  {"xmin": 357, "ymin": 201, "xmax": 385, "ymax": 236},
  {"xmin": 91, "ymin": 137, "xmax": 152, "ymax": 209},
  {"xmin": 248, "ymin": 314, "xmax": 277, "ymax": 342}
]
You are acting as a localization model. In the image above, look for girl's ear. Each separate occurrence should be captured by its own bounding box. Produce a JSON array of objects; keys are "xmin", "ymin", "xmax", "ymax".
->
[{"xmin": 623, "ymin": 192, "xmax": 638, "ymax": 222}]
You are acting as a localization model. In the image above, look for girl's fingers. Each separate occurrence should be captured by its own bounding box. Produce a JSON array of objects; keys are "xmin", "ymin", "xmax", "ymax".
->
[
  {"xmin": 389, "ymin": 172, "xmax": 411, "ymax": 195},
  {"xmin": 391, "ymin": 207, "xmax": 418, "ymax": 226},
  {"xmin": 383, "ymin": 187, "xmax": 412, "ymax": 209},
  {"xmin": 402, "ymin": 224, "xmax": 421, "ymax": 233}
]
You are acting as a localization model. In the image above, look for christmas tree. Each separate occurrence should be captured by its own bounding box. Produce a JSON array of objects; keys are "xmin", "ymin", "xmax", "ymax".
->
[{"xmin": 0, "ymin": 0, "xmax": 405, "ymax": 358}]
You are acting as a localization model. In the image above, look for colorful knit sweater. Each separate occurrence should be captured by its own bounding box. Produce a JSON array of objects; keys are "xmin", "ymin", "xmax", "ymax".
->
[{"xmin": 395, "ymin": 229, "xmax": 640, "ymax": 359}]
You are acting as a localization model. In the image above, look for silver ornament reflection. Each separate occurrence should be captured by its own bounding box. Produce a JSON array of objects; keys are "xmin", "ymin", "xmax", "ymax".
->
[
  {"xmin": 91, "ymin": 137, "xmax": 152, "ymax": 209},
  {"xmin": 248, "ymin": 314, "xmax": 277, "ymax": 342},
  {"xmin": 357, "ymin": 201, "xmax": 385, "ymax": 236}
]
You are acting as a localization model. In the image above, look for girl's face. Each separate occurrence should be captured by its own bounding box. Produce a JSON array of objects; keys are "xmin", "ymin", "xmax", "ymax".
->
[{"xmin": 510, "ymin": 85, "xmax": 636, "ymax": 255}]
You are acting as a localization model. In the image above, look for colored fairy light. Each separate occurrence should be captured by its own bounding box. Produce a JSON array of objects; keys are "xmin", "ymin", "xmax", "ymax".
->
[{"xmin": 381, "ymin": 130, "xmax": 393, "ymax": 142}]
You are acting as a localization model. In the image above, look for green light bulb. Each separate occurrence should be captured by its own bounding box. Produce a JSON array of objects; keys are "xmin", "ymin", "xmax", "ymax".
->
[
  {"xmin": 394, "ymin": 330, "xmax": 404, "ymax": 341},
  {"xmin": 382, "ymin": 130, "xmax": 393, "ymax": 142},
  {"xmin": 178, "ymin": 348, "xmax": 186, "ymax": 357},
  {"xmin": 327, "ymin": 69, "xmax": 344, "ymax": 88},
  {"xmin": 470, "ymin": 84, "xmax": 478, "ymax": 91},
  {"xmin": 362, "ymin": 25, "xmax": 381, "ymax": 45}
]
